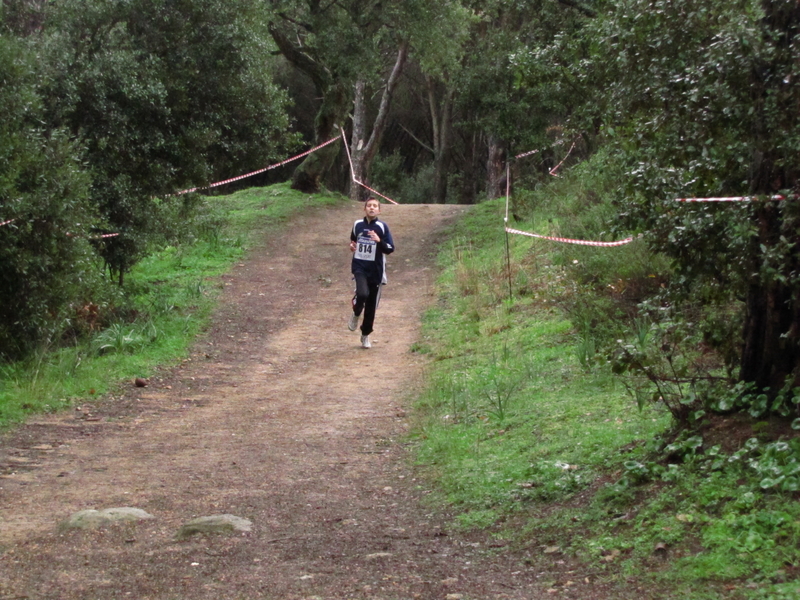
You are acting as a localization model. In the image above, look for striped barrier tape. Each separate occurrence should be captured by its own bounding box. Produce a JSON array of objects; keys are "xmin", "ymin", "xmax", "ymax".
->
[
  {"xmin": 676, "ymin": 194, "xmax": 798, "ymax": 202},
  {"xmin": 3, "ymin": 136, "xmax": 346, "ymax": 239},
  {"xmin": 66, "ymin": 231, "xmax": 121, "ymax": 239},
  {"xmin": 175, "ymin": 136, "xmax": 340, "ymax": 195},
  {"xmin": 511, "ymin": 145, "xmax": 573, "ymax": 178},
  {"xmin": 515, "ymin": 148, "xmax": 540, "ymax": 159},
  {"xmin": 505, "ymin": 227, "xmax": 636, "ymax": 247},
  {"xmin": 549, "ymin": 139, "xmax": 577, "ymax": 177},
  {"xmin": 1, "ymin": 220, "xmax": 119, "ymax": 238},
  {"xmin": 340, "ymin": 128, "xmax": 399, "ymax": 205},
  {"xmin": 352, "ymin": 178, "xmax": 400, "ymax": 206}
]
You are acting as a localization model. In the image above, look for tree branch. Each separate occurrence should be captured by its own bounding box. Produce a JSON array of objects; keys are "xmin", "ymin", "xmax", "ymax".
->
[
  {"xmin": 399, "ymin": 124, "xmax": 434, "ymax": 155},
  {"xmin": 268, "ymin": 22, "xmax": 331, "ymax": 91},
  {"xmin": 277, "ymin": 11, "xmax": 314, "ymax": 33}
]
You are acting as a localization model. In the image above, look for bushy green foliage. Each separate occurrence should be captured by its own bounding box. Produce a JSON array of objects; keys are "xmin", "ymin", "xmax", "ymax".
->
[
  {"xmin": 511, "ymin": 151, "xmax": 673, "ymax": 362},
  {"xmin": 507, "ymin": 0, "xmax": 800, "ymax": 416},
  {"xmin": 1, "ymin": 0, "xmax": 301, "ymax": 357},
  {"xmin": 39, "ymin": 0, "xmax": 296, "ymax": 282},
  {"xmin": 372, "ymin": 153, "xmax": 475, "ymax": 205},
  {"xmin": 369, "ymin": 150, "xmax": 405, "ymax": 197},
  {"xmin": 594, "ymin": 0, "xmax": 800, "ymax": 392},
  {"xmin": 0, "ymin": 33, "xmax": 101, "ymax": 358},
  {"xmin": 457, "ymin": 0, "xmax": 590, "ymax": 152}
]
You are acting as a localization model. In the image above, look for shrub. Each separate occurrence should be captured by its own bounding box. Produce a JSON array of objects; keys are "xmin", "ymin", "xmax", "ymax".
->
[{"xmin": 0, "ymin": 34, "xmax": 99, "ymax": 358}]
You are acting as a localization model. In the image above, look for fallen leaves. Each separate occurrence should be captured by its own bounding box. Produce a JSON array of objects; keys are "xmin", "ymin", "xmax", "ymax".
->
[{"xmin": 601, "ymin": 548, "xmax": 621, "ymax": 562}]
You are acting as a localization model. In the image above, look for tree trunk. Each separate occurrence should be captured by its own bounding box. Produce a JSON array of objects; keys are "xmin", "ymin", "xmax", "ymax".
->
[
  {"xmin": 739, "ymin": 204, "xmax": 800, "ymax": 391},
  {"xmin": 427, "ymin": 76, "xmax": 454, "ymax": 204},
  {"xmin": 291, "ymin": 81, "xmax": 349, "ymax": 193},
  {"xmin": 737, "ymin": 2, "xmax": 800, "ymax": 392},
  {"xmin": 459, "ymin": 130, "xmax": 481, "ymax": 204},
  {"xmin": 348, "ymin": 40, "xmax": 409, "ymax": 202},
  {"xmin": 268, "ymin": 22, "xmax": 348, "ymax": 194},
  {"xmin": 433, "ymin": 89, "xmax": 453, "ymax": 204},
  {"xmin": 486, "ymin": 135, "xmax": 507, "ymax": 200},
  {"xmin": 349, "ymin": 79, "xmax": 368, "ymax": 201}
]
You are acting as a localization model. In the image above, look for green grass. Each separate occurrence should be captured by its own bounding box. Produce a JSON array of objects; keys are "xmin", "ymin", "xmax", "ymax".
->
[
  {"xmin": 411, "ymin": 191, "xmax": 800, "ymax": 598},
  {"xmin": 0, "ymin": 182, "xmax": 345, "ymax": 427},
  {"xmin": 413, "ymin": 199, "xmax": 670, "ymax": 520}
]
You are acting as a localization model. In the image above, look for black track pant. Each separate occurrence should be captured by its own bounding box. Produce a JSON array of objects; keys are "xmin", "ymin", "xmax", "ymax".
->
[{"xmin": 352, "ymin": 272, "xmax": 381, "ymax": 336}]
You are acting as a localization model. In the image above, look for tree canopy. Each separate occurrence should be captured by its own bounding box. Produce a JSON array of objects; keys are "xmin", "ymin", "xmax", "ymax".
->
[
  {"xmin": 0, "ymin": 0, "xmax": 296, "ymax": 353},
  {"xmin": 40, "ymin": 0, "xmax": 296, "ymax": 282}
]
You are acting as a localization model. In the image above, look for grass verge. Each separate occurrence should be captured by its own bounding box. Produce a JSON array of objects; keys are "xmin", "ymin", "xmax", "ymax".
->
[
  {"xmin": 0, "ymin": 182, "xmax": 344, "ymax": 427},
  {"xmin": 411, "ymin": 196, "xmax": 800, "ymax": 599}
]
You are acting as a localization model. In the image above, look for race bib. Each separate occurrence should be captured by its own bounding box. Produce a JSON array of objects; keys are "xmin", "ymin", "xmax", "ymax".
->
[{"xmin": 354, "ymin": 234, "xmax": 376, "ymax": 261}]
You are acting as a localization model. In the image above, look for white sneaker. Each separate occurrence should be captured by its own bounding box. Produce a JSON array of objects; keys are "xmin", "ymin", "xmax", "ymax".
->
[
  {"xmin": 360, "ymin": 335, "xmax": 371, "ymax": 349},
  {"xmin": 348, "ymin": 313, "xmax": 359, "ymax": 331}
]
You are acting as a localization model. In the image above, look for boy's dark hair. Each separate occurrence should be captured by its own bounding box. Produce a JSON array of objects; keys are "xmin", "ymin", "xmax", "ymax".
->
[{"xmin": 364, "ymin": 197, "xmax": 380, "ymax": 205}]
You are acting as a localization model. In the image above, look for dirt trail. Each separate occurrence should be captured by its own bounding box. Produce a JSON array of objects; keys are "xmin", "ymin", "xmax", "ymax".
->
[{"xmin": 0, "ymin": 201, "xmax": 608, "ymax": 600}]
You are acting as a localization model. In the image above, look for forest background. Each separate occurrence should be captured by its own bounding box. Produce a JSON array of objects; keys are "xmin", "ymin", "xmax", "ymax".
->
[{"xmin": 2, "ymin": 0, "xmax": 800, "ymax": 597}]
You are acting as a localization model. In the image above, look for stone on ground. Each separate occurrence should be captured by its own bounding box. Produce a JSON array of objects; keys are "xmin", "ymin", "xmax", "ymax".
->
[
  {"xmin": 62, "ymin": 507, "xmax": 155, "ymax": 530},
  {"xmin": 176, "ymin": 514, "xmax": 252, "ymax": 540}
]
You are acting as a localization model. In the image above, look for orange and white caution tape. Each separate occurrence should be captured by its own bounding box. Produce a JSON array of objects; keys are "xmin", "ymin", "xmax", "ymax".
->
[
  {"xmin": 515, "ymin": 148, "xmax": 540, "ymax": 160},
  {"xmin": 3, "ymin": 223, "xmax": 118, "ymax": 238},
  {"xmin": 66, "ymin": 231, "xmax": 120, "ymax": 239},
  {"xmin": 675, "ymin": 194, "xmax": 798, "ymax": 202},
  {"xmin": 549, "ymin": 139, "xmax": 577, "ymax": 177},
  {"xmin": 340, "ymin": 128, "xmax": 399, "ymax": 205},
  {"xmin": 505, "ymin": 227, "xmax": 635, "ymax": 247},
  {"xmin": 352, "ymin": 179, "xmax": 400, "ymax": 205},
  {"xmin": 175, "ymin": 137, "xmax": 340, "ymax": 195}
]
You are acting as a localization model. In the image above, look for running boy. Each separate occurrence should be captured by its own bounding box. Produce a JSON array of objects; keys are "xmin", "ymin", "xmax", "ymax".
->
[{"xmin": 348, "ymin": 197, "xmax": 395, "ymax": 348}]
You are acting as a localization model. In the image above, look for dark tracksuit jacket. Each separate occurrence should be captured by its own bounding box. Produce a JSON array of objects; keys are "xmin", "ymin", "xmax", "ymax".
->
[{"xmin": 350, "ymin": 217, "xmax": 395, "ymax": 335}]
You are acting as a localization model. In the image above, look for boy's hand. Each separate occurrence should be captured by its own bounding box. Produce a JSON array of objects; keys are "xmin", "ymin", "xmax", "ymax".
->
[
  {"xmin": 349, "ymin": 241, "xmax": 356, "ymax": 252},
  {"xmin": 365, "ymin": 230, "xmax": 380, "ymax": 242}
]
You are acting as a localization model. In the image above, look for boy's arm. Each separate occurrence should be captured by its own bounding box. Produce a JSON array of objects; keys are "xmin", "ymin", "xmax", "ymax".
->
[{"xmin": 381, "ymin": 225, "xmax": 395, "ymax": 255}]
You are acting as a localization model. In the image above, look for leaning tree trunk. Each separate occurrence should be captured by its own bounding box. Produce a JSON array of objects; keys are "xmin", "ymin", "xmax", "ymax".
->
[
  {"xmin": 291, "ymin": 81, "xmax": 349, "ymax": 193},
  {"xmin": 348, "ymin": 41, "xmax": 409, "ymax": 203},
  {"xmin": 268, "ymin": 22, "xmax": 349, "ymax": 194}
]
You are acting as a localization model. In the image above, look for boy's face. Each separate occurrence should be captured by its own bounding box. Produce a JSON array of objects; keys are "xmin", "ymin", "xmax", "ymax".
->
[{"xmin": 364, "ymin": 199, "xmax": 381, "ymax": 220}]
